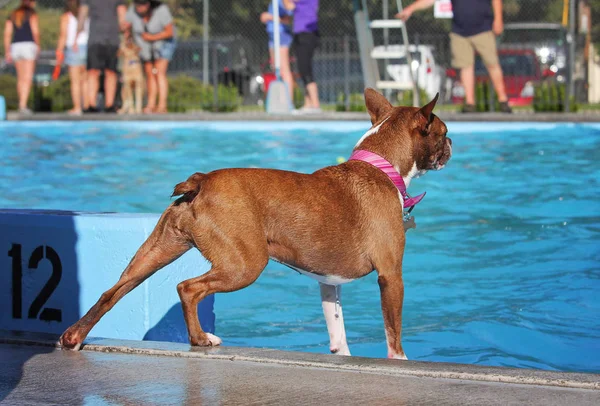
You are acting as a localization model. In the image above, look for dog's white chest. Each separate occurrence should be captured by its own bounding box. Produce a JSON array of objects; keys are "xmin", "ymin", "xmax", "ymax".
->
[{"xmin": 271, "ymin": 258, "xmax": 354, "ymax": 286}]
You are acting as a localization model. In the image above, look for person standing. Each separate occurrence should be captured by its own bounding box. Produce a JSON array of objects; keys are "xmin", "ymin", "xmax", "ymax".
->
[
  {"xmin": 123, "ymin": 0, "xmax": 176, "ymax": 114},
  {"xmin": 397, "ymin": 0, "xmax": 512, "ymax": 113},
  {"xmin": 260, "ymin": 0, "xmax": 294, "ymax": 104},
  {"xmin": 77, "ymin": 0, "xmax": 127, "ymax": 113},
  {"xmin": 56, "ymin": 0, "xmax": 89, "ymax": 115},
  {"xmin": 283, "ymin": 0, "xmax": 321, "ymax": 113},
  {"xmin": 3, "ymin": 0, "xmax": 40, "ymax": 115}
]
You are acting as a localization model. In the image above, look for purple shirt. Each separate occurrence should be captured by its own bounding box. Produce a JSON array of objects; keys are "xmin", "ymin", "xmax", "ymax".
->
[{"xmin": 292, "ymin": 0, "xmax": 319, "ymax": 34}]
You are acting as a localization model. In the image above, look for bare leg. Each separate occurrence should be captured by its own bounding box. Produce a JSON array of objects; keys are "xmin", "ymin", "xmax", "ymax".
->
[
  {"xmin": 279, "ymin": 47, "xmax": 294, "ymax": 103},
  {"xmin": 306, "ymin": 82, "xmax": 320, "ymax": 108},
  {"xmin": 14, "ymin": 60, "xmax": 25, "ymax": 109},
  {"xmin": 154, "ymin": 59, "xmax": 169, "ymax": 113},
  {"xmin": 144, "ymin": 62, "xmax": 157, "ymax": 113},
  {"xmin": 319, "ymin": 283, "xmax": 350, "ymax": 355},
  {"xmin": 68, "ymin": 65, "xmax": 82, "ymax": 113},
  {"xmin": 59, "ymin": 206, "xmax": 192, "ymax": 350},
  {"xmin": 104, "ymin": 69, "xmax": 118, "ymax": 108},
  {"xmin": 378, "ymin": 271, "xmax": 407, "ymax": 360},
  {"xmin": 87, "ymin": 69, "xmax": 101, "ymax": 108},
  {"xmin": 80, "ymin": 66, "xmax": 89, "ymax": 110},
  {"xmin": 16, "ymin": 59, "xmax": 35, "ymax": 110},
  {"xmin": 487, "ymin": 63, "xmax": 508, "ymax": 103},
  {"xmin": 460, "ymin": 65, "xmax": 476, "ymax": 106}
]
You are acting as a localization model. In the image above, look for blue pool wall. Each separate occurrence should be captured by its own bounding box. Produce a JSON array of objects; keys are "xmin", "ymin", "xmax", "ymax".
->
[{"xmin": 0, "ymin": 209, "xmax": 215, "ymax": 342}]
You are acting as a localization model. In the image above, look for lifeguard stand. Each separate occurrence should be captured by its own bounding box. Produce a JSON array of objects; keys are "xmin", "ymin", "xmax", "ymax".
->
[{"xmin": 353, "ymin": 0, "xmax": 420, "ymax": 106}]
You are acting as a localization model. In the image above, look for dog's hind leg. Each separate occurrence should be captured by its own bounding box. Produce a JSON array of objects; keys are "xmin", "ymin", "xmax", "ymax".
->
[
  {"xmin": 60, "ymin": 206, "xmax": 192, "ymax": 350},
  {"xmin": 177, "ymin": 231, "xmax": 269, "ymax": 346},
  {"xmin": 320, "ymin": 283, "xmax": 351, "ymax": 355},
  {"xmin": 135, "ymin": 80, "xmax": 143, "ymax": 114}
]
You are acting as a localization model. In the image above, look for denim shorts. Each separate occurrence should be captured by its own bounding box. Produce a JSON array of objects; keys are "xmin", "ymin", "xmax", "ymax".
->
[
  {"xmin": 157, "ymin": 39, "xmax": 177, "ymax": 61},
  {"xmin": 65, "ymin": 45, "xmax": 87, "ymax": 66},
  {"xmin": 268, "ymin": 31, "xmax": 293, "ymax": 48},
  {"xmin": 10, "ymin": 41, "xmax": 37, "ymax": 61}
]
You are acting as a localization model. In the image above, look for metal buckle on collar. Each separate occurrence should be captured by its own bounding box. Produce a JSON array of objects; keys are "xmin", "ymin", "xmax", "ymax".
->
[{"xmin": 403, "ymin": 191, "xmax": 415, "ymax": 222}]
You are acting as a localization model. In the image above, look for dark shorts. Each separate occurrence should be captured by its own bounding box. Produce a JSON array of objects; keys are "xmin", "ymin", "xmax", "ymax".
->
[{"xmin": 87, "ymin": 43, "xmax": 119, "ymax": 72}]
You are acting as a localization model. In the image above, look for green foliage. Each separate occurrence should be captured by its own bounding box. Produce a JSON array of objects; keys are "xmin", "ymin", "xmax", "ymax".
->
[
  {"xmin": 0, "ymin": 74, "xmax": 19, "ymax": 110},
  {"xmin": 0, "ymin": 74, "xmax": 40, "ymax": 110},
  {"xmin": 397, "ymin": 88, "xmax": 430, "ymax": 107},
  {"xmin": 533, "ymin": 81, "xmax": 578, "ymax": 112},
  {"xmin": 335, "ymin": 92, "xmax": 366, "ymax": 112},
  {"xmin": 42, "ymin": 75, "xmax": 73, "ymax": 112},
  {"xmin": 293, "ymin": 86, "xmax": 304, "ymax": 109},
  {"xmin": 474, "ymin": 81, "xmax": 500, "ymax": 112},
  {"xmin": 167, "ymin": 74, "xmax": 241, "ymax": 112}
]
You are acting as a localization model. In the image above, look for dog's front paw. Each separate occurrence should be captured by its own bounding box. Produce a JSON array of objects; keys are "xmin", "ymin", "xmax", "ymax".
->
[
  {"xmin": 330, "ymin": 345, "xmax": 351, "ymax": 356},
  {"xmin": 190, "ymin": 333, "xmax": 222, "ymax": 347}
]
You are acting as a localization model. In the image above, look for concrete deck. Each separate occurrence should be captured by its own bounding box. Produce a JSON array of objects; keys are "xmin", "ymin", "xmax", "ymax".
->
[
  {"xmin": 1, "ymin": 331, "xmax": 598, "ymax": 405},
  {"xmin": 5, "ymin": 110, "xmax": 600, "ymax": 122}
]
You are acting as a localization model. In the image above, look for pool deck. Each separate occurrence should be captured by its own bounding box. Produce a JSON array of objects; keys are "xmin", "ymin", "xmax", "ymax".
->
[
  {"xmin": 1, "ymin": 331, "xmax": 598, "ymax": 405},
  {"xmin": 5, "ymin": 110, "xmax": 600, "ymax": 122}
]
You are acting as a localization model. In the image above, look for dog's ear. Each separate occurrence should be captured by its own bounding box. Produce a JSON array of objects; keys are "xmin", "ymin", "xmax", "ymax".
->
[
  {"xmin": 417, "ymin": 93, "xmax": 439, "ymax": 123},
  {"xmin": 364, "ymin": 88, "xmax": 393, "ymax": 124},
  {"xmin": 415, "ymin": 93, "xmax": 439, "ymax": 132}
]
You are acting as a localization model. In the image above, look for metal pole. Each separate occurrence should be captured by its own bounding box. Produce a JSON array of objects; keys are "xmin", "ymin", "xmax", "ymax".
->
[
  {"xmin": 273, "ymin": 0, "xmax": 281, "ymax": 79},
  {"xmin": 344, "ymin": 35, "xmax": 351, "ymax": 111},
  {"xmin": 212, "ymin": 45, "xmax": 218, "ymax": 111},
  {"xmin": 203, "ymin": 0, "xmax": 210, "ymax": 85},
  {"xmin": 565, "ymin": 0, "xmax": 576, "ymax": 112}
]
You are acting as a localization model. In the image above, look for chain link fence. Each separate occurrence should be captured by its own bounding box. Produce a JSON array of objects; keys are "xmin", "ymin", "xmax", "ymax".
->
[{"xmin": 0, "ymin": 0, "xmax": 595, "ymax": 112}]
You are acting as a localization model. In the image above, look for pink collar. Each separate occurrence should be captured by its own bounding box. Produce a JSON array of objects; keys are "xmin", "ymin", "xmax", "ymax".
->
[{"xmin": 349, "ymin": 150, "xmax": 426, "ymax": 210}]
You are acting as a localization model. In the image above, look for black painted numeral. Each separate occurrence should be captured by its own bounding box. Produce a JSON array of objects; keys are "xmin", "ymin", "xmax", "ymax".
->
[
  {"xmin": 8, "ymin": 244, "xmax": 22, "ymax": 319},
  {"xmin": 9, "ymin": 244, "xmax": 62, "ymax": 322}
]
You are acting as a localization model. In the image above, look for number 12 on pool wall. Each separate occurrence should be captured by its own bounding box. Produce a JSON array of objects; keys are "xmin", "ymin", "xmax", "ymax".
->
[{"xmin": 8, "ymin": 244, "xmax": 62, "ymax": 322}]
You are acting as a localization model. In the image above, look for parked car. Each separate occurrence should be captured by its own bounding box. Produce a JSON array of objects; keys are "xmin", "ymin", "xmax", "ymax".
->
[
  {"xmin": 501, "ymin": 23, "xmax": 568, "ymax": 81},
  {"xmin": 372, "ymin": 44, "xmax": 444, "ymax": 100},
  {"xmin": 448, "ymin": 49, "xmax": 548, "ymax": 106}
]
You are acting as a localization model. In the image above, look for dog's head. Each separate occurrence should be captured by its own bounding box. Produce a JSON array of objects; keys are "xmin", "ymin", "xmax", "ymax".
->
[
  {"xmin": 119, "ymin": 37, "xmax": 141, "ymax": 61},
  {"xmin": 356, "ymin": 88, "xmax": 452, "ymax": 177}
]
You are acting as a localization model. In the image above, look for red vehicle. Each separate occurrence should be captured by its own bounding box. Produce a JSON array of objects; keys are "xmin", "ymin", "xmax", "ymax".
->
[{"xmin": 448, "ymin": 49, "xmax": 551, "ymax": 106}]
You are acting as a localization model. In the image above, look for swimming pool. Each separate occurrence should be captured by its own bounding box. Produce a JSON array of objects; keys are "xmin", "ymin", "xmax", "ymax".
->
[{"xmin": 2, "ymin": 121, "xmax": 599, "ymax": 373}]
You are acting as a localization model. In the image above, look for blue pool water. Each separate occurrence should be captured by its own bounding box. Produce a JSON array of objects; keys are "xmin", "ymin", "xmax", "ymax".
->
[{"xmin": 2, "ymin": 121, "xmax": 599, "ymax": 373}]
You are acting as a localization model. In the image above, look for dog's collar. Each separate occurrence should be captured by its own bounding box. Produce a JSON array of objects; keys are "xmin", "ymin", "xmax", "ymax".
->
[{"xmin": 349, "ymin": 150, "xmax": 426, "ymax": 210}]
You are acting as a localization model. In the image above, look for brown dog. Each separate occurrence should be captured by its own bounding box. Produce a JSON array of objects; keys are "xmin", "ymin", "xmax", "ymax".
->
[
  {"xmin": 60, "ymin": 89, "xmax": 452, "ymax": 359},
  {"xmin": 117, "ymin": 37, "xmax": 144, "ymax": 114}
]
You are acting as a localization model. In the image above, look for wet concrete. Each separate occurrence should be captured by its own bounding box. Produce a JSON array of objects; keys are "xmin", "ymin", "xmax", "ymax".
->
[{"xmin": 0, "ymin": 331, "xmax": 599, "ymax": 405}]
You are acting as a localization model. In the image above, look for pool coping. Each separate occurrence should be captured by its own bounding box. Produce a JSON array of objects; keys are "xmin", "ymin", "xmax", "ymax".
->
[
  {"xmin": 5, "ymin": 111, "xmax": 600, "ymax": 122},
  {"xmin": 2, "ymin": 330, "xmax": 598, "ymax": 391}
]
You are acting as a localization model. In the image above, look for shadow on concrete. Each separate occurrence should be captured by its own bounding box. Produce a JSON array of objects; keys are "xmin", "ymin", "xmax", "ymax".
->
[
  {"xmin": 0, "ymin": 210, "xmax": 81, "ymax": 402},
  {"xmin": 143, "ymin": 296, "xmax": 216, "ymax": 343}
]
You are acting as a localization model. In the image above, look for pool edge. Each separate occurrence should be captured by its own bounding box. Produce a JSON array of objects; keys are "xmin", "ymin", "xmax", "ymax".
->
[{"xmin": 2, "ymin": 330, "xmax": 598, "ymax": 391}]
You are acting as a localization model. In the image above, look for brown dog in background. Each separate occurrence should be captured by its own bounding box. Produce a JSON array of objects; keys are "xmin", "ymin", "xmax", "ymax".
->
[
  {"xmin": 60, "ymin": 89, "xmax": 452, "ymax": 359},
  {"xmin": 117, "ymin": 37, "xmax": 144, "ymax": 114}
]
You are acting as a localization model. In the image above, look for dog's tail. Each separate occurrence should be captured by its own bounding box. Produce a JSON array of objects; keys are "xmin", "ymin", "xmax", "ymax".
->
[{"xmin": 172, "ymin": 172, "xmax": 206, "ymax": 201}]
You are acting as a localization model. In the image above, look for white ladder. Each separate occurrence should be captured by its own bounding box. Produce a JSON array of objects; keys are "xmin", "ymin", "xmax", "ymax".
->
[{"xmin": 356, "ymin": 0, "xmax": 420, "ymax": 106}]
